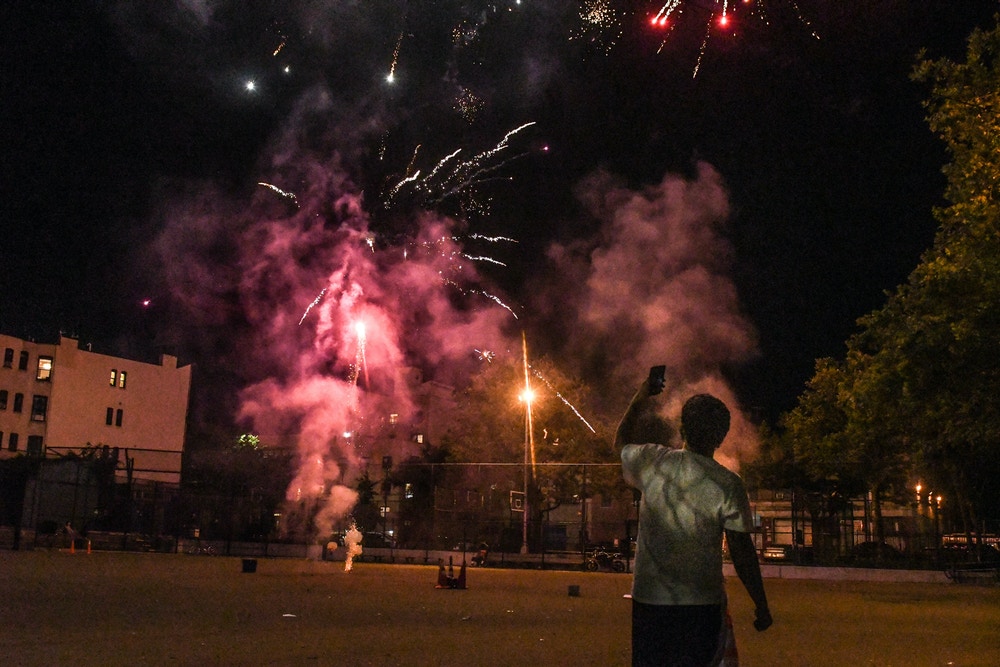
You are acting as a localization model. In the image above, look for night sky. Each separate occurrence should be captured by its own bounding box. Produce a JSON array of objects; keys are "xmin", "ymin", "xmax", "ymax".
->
[{"xmin": 3, "ymin": 1, "xmax": 999, "ymax": 436}]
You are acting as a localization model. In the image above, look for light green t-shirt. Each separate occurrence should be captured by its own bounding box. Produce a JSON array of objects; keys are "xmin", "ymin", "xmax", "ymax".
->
[{"xmin": 622, "ymin": 444, "xmax": 753, "ymax": 605}]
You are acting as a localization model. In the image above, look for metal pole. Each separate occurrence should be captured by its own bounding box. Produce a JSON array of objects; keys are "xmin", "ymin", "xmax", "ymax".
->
[
  {"xmin": 521, "ymin": 405, "xmax": 529, "ymax": 554},
  {"xmin": 520, "ymin": 331, "xmax": 531, "ymax": 555}
]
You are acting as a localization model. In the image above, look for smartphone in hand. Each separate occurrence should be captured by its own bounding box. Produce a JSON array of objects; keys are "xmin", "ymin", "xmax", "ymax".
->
[{"xmin": 648, "ymin": 365, "xmax": 666, "ymax": 395}]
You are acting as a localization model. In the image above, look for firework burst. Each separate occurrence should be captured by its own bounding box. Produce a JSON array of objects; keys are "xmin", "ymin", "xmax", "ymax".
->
[
  {"xmin": 571, "ymin": 0, "xmax": 624, "ymax": 55},
  {"xmin": 647, "ymin": 0, "xmax": 819, "ymax": 76},
  {"xmin": 381, "ymin": 122, "xmax": 536, "ymax": 220}
]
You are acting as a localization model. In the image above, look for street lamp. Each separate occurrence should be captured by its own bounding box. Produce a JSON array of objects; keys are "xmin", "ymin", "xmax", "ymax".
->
[
  {"xmin": 519, "ymin": 385, "xmax": 535, "ymax": 555},
  {"xmin": 519, "ymin": 331, "xmax": 535, "ymax": 555}
]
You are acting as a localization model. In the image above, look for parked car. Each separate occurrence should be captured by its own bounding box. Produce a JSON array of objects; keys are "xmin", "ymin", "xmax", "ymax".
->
[
  {"xmin": 760, "ymin": 544, "xmax": 814, "ymax": 563},
  {"xmin": 761, "ymin": 545, "xmax": 792, "ymax": 561}
]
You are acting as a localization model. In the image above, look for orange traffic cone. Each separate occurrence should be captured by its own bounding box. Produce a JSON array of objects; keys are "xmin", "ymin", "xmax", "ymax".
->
[
  {"xmin": 69, "ymin": 539, "xmax": 75, "ymax": 554},
  {"xmin": 87, "ymin": 539, "xmax": 92, "ymax": 554}
]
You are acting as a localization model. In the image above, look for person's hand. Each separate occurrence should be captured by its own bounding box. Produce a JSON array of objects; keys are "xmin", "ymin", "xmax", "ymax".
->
[{"xmin": 753, "ymin": 606, "xmax": 773, "ymax": 631}]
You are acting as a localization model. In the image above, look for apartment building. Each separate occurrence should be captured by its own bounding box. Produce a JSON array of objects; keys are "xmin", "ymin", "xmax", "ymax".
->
[{"xmin": 0, "ymin": 334, "xmax": 191, "ymax": 484}]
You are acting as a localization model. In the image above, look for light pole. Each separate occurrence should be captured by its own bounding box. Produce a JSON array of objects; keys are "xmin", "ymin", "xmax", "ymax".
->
[{"xmin": 519, "ymin": 331, "xmax": 535, "ymax": 555}]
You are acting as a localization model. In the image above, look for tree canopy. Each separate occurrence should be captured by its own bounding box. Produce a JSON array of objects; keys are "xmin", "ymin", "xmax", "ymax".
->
[{"xmin": 757, "ymin": 20, "xmax": 1000, "ymax": 536}]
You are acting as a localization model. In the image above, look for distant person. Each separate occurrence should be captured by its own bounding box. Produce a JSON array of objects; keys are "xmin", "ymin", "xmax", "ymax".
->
[
  {"xmin": 473, "ymin": 542, "xmax": 489, "ymax": 567},
  {"xmin": 616, "ymin": 378, "xmax": 772, "ymax": 667},
  {"xmin": 64, "ymin": 522, "xmax": 82, "ymax": 543}
]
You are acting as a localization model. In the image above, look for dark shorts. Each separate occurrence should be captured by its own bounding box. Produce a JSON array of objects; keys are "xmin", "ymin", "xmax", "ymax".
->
[{"xmin": 632, "ymin": 600, "xmax": 722, "ymax": 667}]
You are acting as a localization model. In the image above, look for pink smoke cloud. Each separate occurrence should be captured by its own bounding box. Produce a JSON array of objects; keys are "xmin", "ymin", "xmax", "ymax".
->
[
  {"xmin": 153, "ymin": 122, "xmax": 519, "ymax": 529},
  {"xmin": 542, "ymin": 163, "xmax": 759, "ymax": 467}
]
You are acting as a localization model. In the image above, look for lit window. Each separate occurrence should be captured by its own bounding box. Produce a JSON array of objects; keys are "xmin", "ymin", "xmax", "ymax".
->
[
  {"xmin": 115, "ymin": 409, "xmax": 123, "ymax": 427},
  {"xmin": 110, "ymin": 369, "xmax": 117, "ymax": 387},
  {"xmin": 389, "ymin": 413, "xmax": 399, "ymax": 425},
  {"xmin": 106, "ymin": 408, "xmax": 114, "ymax": 425},
  {"xmin": 404, "ymin": 483, "xmax": 414, "ymax": 499},
  {"xmin": 118, "ymin": 371, "xmax": 127, "ymax": 389},
  {"xmin": 36, "ymin": 356, "xmax": 53, "ymax": 381},
  {"xmin": 12, "ymin": 393, "xmax": 23, "ymax": 413},
  {"xmin": 414, "ymin": 433, "xmax": 424, "ymax": 444},
  {"xmin": 30, "ymin": 395, "xmax": 47, "ymax": 422},
  {"xmin": 18, "ymin": 351, "xmax": 28, "ymax": 371}
]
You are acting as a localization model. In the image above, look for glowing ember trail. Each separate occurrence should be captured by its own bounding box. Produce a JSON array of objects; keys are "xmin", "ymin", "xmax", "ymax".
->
[
  {"xmin": 530, "ymin": 366, "xmax": 597, "ymax": 434},
  {"xmin": 649, "ymin": 0, "xmax": 818, "ymax": 76},
  {"xmin": 387, "ymin": 31, "xmax": 403, "ymax": 83},
  {"xmin": 257, "ymin": 182, "xmax": 299, "ymax": 209},
  {"xmin": 298, "ymin": 288, "xmax": 327, "ymax": 326},
  {"xmin": 353, "ymin": 320, "xmax": 369, "ymax": 389},
  {"xmin": 382, "ymin": 124, "xmax": 536, "ymax": 216}
]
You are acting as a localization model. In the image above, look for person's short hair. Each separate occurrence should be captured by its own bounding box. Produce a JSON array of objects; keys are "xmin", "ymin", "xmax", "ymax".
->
[{"xmin": 681, "ymin": 394, "xmax": 730, "ymax": 453}]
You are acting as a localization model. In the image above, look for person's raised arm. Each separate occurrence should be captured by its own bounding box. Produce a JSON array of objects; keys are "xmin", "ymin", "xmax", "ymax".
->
[
  {"xmin": 725, "ymin": 529, "xmax": 772, "ymax": 631},
  {"xmin": 613, "ymin": 378, "xmax": 653, "ymax": 451}
]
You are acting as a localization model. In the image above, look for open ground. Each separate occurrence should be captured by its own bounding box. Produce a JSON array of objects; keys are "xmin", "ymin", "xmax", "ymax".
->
[{"xmin": 1, "ymin": 551, "xmax": 997, "ymax": 666}]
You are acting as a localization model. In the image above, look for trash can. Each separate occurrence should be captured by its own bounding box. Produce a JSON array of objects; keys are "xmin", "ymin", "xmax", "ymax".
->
[{"xmin": 242, "ymin": 558, "xmax": 258, "ymax": 573}]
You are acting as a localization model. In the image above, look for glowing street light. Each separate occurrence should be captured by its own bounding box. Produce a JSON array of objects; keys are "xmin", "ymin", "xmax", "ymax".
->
[{"xmin": 519, "ymin": 331, "xmax": 535, "ymax": 555}]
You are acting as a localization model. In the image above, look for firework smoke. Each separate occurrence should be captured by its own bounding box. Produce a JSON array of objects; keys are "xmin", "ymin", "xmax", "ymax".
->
[
  {"xmin": 119, "ymin": 1, "xmax": 781, "ymax": 512},
  {"xmin": 538, "ymin": 163, "xmax": 759, "ymax": 468},
  {"xmin": 152, "ymin": 97, "xmax": 515, "ymax": 536}
]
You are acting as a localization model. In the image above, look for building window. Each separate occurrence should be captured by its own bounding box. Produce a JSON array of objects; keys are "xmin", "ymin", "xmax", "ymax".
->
[
  {"xmin": 8, "ymin": 433, "xmax": 18, "ymax": 452},
  {"xmin": 0, "ymin": 432, "xmax": 4, "ymax": 450},
  {"xmin": 389, "ymin": 413, "xmax": 399, "ymax": 425},
  {"xmin": 404, "ymin": 483, "xmax": 414, "ymax": 500},
  {"xmin": 414, "ymin": 433, "xmax": 424, "ymax": 444},
  {"xmin": 115, "ymin": 409, "xmax": 123, "ymax": 427},
  {"xmin": 3, "ymin": 348, "xmax": 12, "ymax": 368},
  {"xmin": 36, "ymin": 356, "xmax": 53, "ymax": 381},
  {"xmin": 118, "ymin": 371, "xmax": 127, "ymax": 389},
  {"xmin": 110, "ymin": 369, "xmax": 117, "ymax": 387},
  {"xmin": 26, "ymin": 435, "xmax": 43, "ymax": 457},
  {"xmin": 106, "ymin": 407, "xmax": 114, "ymax": 425},
  {"xmin": 31, "ymin": 395, "xmax": 48, "ymax": 422},
  {"xmin": 18, "ymin": 351, "xmax": 28, "ymax": 371},
  {"xmin": 12, "ymin": 393, "xmax": 23, "ymax": 413},
  {"xmin": 0, "ymin": 390, "xmax": 6, "ymax": 410}
]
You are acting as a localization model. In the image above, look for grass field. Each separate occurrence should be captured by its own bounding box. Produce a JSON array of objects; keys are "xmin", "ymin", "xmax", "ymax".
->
[{"xmin": 1, "ymin": 551, "xmax": 998, "ymax": 666}]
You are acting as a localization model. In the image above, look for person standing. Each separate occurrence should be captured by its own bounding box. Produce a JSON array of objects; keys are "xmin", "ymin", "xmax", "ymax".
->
[{"xmin": 616, "ymin": 377, "xmax": 772, "ymax": 666}]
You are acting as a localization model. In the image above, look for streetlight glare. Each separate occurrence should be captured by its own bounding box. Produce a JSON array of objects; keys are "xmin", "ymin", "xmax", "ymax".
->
[{"xmin": 519, "ymin": 388, "xmax": 536, "ymax": 403}]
